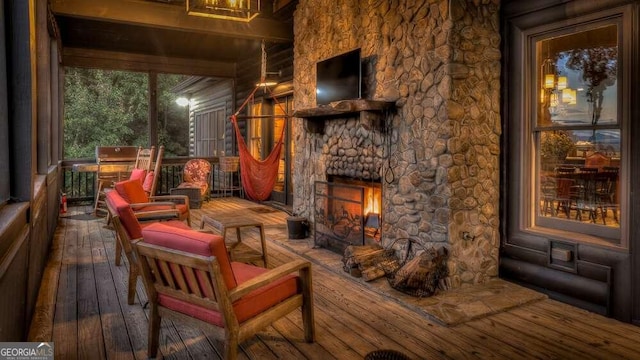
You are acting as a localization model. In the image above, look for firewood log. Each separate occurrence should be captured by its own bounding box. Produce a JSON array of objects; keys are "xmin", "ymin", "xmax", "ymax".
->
[
  {"xmin": 390, "ymin": 255, "xmax": 421, "ymax": 288},
  {"xmin": 361, "ymin": 266, "xmax": 386, "ymax": 281}
]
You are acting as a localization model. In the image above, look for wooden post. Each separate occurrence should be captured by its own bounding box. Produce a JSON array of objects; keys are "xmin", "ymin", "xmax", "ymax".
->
[{"xmin": 148, "ymin": 71, "xmax": 158, "ymax": 147}]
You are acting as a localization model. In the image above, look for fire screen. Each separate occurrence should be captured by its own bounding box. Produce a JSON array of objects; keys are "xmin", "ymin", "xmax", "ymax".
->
[{"xmin": 314, "ymin": 181, "xmax": 366, "ymax": 254}]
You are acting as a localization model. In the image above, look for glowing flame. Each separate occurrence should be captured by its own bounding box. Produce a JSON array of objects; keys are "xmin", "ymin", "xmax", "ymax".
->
[{"xmin": 364, "ymin": 186, "xmax": 381, "ymax": 216}]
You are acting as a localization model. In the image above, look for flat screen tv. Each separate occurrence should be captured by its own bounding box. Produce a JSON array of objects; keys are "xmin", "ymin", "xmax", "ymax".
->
[{"xmin": 316, "ymin": 48, "xmax": 361, "ymax": 106}]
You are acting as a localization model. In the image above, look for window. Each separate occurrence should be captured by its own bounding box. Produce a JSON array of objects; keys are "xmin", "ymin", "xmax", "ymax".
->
[
  {"xmin": 194, "ymin": 108, "xmax": 225, "ymax": 157},
  {"xmin": 528, "ymin": 15, "xmax": 627, "ymax": 245},
  {"xmin": 248, "ymin": 102, "xmax": 263, "ymax": 159}
]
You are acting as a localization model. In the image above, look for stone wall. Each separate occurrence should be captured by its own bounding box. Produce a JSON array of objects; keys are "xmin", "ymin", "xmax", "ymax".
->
[
  {"xmin": 293, "ymin": 0, "xmax": 501, "ymax": 289},
  {"xmin": 323, "ymin": 119, "xmax": 385, "ymax": 180}
]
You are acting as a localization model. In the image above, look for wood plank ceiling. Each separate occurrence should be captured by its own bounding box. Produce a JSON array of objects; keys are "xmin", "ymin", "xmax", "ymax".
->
[{"xmin": 50, "ymin": 0, "xmax": 295, "ymax": 77}]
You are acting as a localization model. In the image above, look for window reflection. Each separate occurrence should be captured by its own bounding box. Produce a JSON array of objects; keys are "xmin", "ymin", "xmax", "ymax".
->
[
  {"xmin": 534, "ymin": 22, "xmax": 621, "ymax": 236},
  {"xmin": 538, "ymin": 130, "xmax": 620, "ymax": 228},
  {"xmin": 537, "ymin": 25, "xmax": 618, "ymax": 127}
]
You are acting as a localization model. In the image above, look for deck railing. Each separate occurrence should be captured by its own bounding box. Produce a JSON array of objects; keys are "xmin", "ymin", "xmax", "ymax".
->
[{"xmin": 60, "ymin": 157, "xmax": 220, "ymax": 204}]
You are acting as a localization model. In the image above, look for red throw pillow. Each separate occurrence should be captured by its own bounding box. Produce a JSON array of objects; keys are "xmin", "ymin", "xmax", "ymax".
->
[
  {"xmin": 129, "ymin": 168, "xmax": 147, "ymax": 184},
  {"xmin": 142, "ymin": 171, "xmax": 155, "ymax": 193},
  {"xmin": 115, "ymin": 179, "xmax": 149, "ymax": 204}
]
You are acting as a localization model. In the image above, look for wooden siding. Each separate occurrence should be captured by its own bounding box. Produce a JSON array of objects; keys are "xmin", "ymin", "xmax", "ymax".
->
[
  {"xmin": 188, "ymin": 79, "xmax": 234, "ymax": 157},
  {"xmin": 0, "ymin": 202, "xmax": 30, "ymax": 341}
]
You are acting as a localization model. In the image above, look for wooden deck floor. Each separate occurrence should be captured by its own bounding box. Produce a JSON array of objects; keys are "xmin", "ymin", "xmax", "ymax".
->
[{"xmin": 29, "ymin": 197, "xmax": 640, "ymax": 359}]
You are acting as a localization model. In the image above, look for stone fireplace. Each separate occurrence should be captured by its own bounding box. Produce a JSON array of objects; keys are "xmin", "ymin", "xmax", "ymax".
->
[{"xmin": 292, "ymin": 0, "xmax": 501, "ymax": 290}]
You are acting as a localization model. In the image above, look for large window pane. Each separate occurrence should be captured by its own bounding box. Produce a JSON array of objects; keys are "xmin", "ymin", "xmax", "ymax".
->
[
  {"xmin": 532, "ymin": 19, "xmax": 622, "ymax": 243},
  {"xmin": 537, "ymin": 25, "xmax": 618, "ymax": 128}
]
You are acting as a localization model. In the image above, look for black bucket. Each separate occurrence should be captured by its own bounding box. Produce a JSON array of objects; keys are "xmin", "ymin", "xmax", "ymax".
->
[{"xmin": 286, "ymin": 216, "xmax": 309, "ymax": 239}]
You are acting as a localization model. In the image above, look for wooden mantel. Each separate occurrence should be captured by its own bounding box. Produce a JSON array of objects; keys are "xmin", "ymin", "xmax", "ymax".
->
[{"xmin": 293, "ymin": 99, "xmax": 395, "ymax": 133}]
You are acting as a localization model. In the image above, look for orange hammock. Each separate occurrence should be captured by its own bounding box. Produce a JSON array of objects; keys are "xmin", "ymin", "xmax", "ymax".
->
[{"xmin": 230, "ymin": 85, "xmax": 287, "ymax": 201}]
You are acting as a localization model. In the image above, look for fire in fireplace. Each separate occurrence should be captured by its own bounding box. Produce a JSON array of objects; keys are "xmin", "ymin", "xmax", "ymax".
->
[{"xmin": 314, "ymin": 179, "xmax": 381, "ymax": 254}]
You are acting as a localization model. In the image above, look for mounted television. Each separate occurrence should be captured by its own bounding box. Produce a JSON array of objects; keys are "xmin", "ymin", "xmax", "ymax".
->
[{"xmin": 316, "ymin": 48, "xmax": 362, "ymax": 106}]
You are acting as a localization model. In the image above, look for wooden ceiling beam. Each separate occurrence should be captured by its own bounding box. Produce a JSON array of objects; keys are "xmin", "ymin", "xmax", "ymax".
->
[
  {"xmin": 50, "ymin": 0, "xmax": 293, "ymax": 42},
  {"xmin": 62, "ymin": 47, "xmax": 236, "ymax": 77}
]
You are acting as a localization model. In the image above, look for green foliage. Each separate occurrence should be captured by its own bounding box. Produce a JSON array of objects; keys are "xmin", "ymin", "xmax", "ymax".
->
[
  {"xmin": 541, "ymin": 131, "xmax": 575, "ymax": 161},
  {"xmin": 64, "ymin": 68, "xmax": 149, "ymax": 159},
  {"xmin": 157, "ymin": 74, "xmax": 190, "ymax": 157},
  {"xmin": 63, "ymin": 69, "xmax": 191, "ymax": 159}
]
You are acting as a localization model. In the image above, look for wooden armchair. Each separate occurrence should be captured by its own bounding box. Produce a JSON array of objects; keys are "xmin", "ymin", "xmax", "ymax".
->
[
  {"xmin": 134, "ymin": 223, "xmax": 315, "ymax": 359},
  {"xmin": 94, "ymin": 145, "xmax": 146, "ymax": 215},
  {"xmin": 105, "ymin": 188, "xmax": 193, "ymax": 305}
]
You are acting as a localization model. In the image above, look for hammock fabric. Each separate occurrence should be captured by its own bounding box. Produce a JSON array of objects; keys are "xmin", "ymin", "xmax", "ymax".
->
[{"xmin": 230, "ymin": 114, "xmax": 284, "ymax": 201}]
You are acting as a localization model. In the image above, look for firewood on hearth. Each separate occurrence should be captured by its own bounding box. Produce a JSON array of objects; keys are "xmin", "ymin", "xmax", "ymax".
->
[
  {"xmin": 361, "ymin": 258, "xmax": 400, "ymax": 281},
  {"xmin": 388, "ymin": 246, "xmax": 448, "ymax": 297},
  {"xmin": 390, "ymin": 255, "xmax": 421, "ymax": 288},
  {"xmin": 361, "ymin": 266, "xmax": 385, "ymax": 281},
  {"xmin": 343, "ymin": 245, "xmax": 399, "ymax": 281},
  {"xmin": 343, "ymin": 244, "xmax": 383, "ymax": 270}
]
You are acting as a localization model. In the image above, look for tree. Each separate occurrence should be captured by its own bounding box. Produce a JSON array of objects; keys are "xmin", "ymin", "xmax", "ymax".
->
[
  {"xmin": 564, "ymin": 46, "xmax": 617, "ymax": 126},
  {"xmin": 63, "ymin": 68, "xmax": 149, "ymax": 159},
  {"xmin": 157, "ymin": 74, "xmax": 190, "ymax": 157}
]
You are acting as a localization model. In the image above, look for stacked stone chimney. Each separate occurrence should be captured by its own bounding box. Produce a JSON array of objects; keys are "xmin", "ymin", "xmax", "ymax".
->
[{"xmin": 292, "ymin": 0, "xmax": 501, "ymax": 289}]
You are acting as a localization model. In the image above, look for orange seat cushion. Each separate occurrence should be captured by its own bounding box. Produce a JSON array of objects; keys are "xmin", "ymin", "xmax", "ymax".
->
[
  {"xmin": 115, "ymin": 179, "xmax": 149, "ymax": 204},
  {"xmin": 158, "ymin": 262, "xmax": 299, "ymax": 327}
]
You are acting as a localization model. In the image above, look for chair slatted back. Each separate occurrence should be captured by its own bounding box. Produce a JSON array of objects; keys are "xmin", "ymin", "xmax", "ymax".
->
[
  {"xmin": 135, "ymin": 241, "xmax": 231, "ymax": 313},
  {"xmin": 134, "ymin": 146, "xmax": 155, "ymax": 172}
]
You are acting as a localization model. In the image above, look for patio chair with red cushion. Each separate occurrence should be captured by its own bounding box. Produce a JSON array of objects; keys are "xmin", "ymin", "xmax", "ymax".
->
[
  {"xmin": 116, "ymin": 177, "xmax": 192, "ymax": 226},
  {"xmin": 105, "ymin": 189, "xmax": 193, "ymax": 305},
  {"xmin": 95, "ymin": 146, "xmax": 154, "ymax": 215},
  {"xmin": 134, "ymin": 223, "xmax": 315, "ymax": 359}
]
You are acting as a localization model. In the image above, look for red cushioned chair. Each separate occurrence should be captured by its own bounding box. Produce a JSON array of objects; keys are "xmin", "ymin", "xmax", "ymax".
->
[
  {"xmin": 115, "ymin": 178, "xmax": 192, "ymax": 226},
  {"xmin": 95, "ymin": 146, "xmax": 154, "ymax": 216},
  {"xmin": 105, "ymin": 189, "xmax": 194, "ymax": 305},
  {"xmin": 134, "ymin": 223, "xmax": 315, "ymax": 359}
]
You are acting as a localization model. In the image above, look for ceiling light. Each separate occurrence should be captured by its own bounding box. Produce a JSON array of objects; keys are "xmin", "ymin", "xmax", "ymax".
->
[{"xmin": 186, "ymin": 0, "xmax": 260, "ymax": 22}]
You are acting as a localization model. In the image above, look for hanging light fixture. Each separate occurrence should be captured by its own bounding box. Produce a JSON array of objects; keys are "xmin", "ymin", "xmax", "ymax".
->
[
  {"xmin": 540, "ymin": 41, "xmax": 578, "ymax": 113},
  {"xmin": 186, "ymin": 0, "xmax": 260, "ymax": 22}
]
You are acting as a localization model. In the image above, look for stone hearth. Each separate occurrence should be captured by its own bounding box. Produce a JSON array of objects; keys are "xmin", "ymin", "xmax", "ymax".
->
[{"xmin": 292, "ymin": 0, "xmax": 501, "ymax": 290}]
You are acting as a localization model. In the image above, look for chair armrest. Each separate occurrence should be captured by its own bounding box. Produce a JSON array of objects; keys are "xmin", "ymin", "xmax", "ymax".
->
[
  {"xmin": 130, "ymin": 201, "xmax": 177, "ymax": 209},
  {"xmin": 228, "ymin": 259, "xmax": 311, "ymax": 302},
  {"xmin": 150, "ymin": 195, "xmax": 190, "ymax": 206},
  {"xmin": 134, "ymin": 209, "xmax": 180, "ymax": 222}
]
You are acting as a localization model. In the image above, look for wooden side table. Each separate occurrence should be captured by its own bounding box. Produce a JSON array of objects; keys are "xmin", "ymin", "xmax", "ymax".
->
[{"xmin": 200, "ymin": 215, "xmax": 268, "ymax": 267}]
